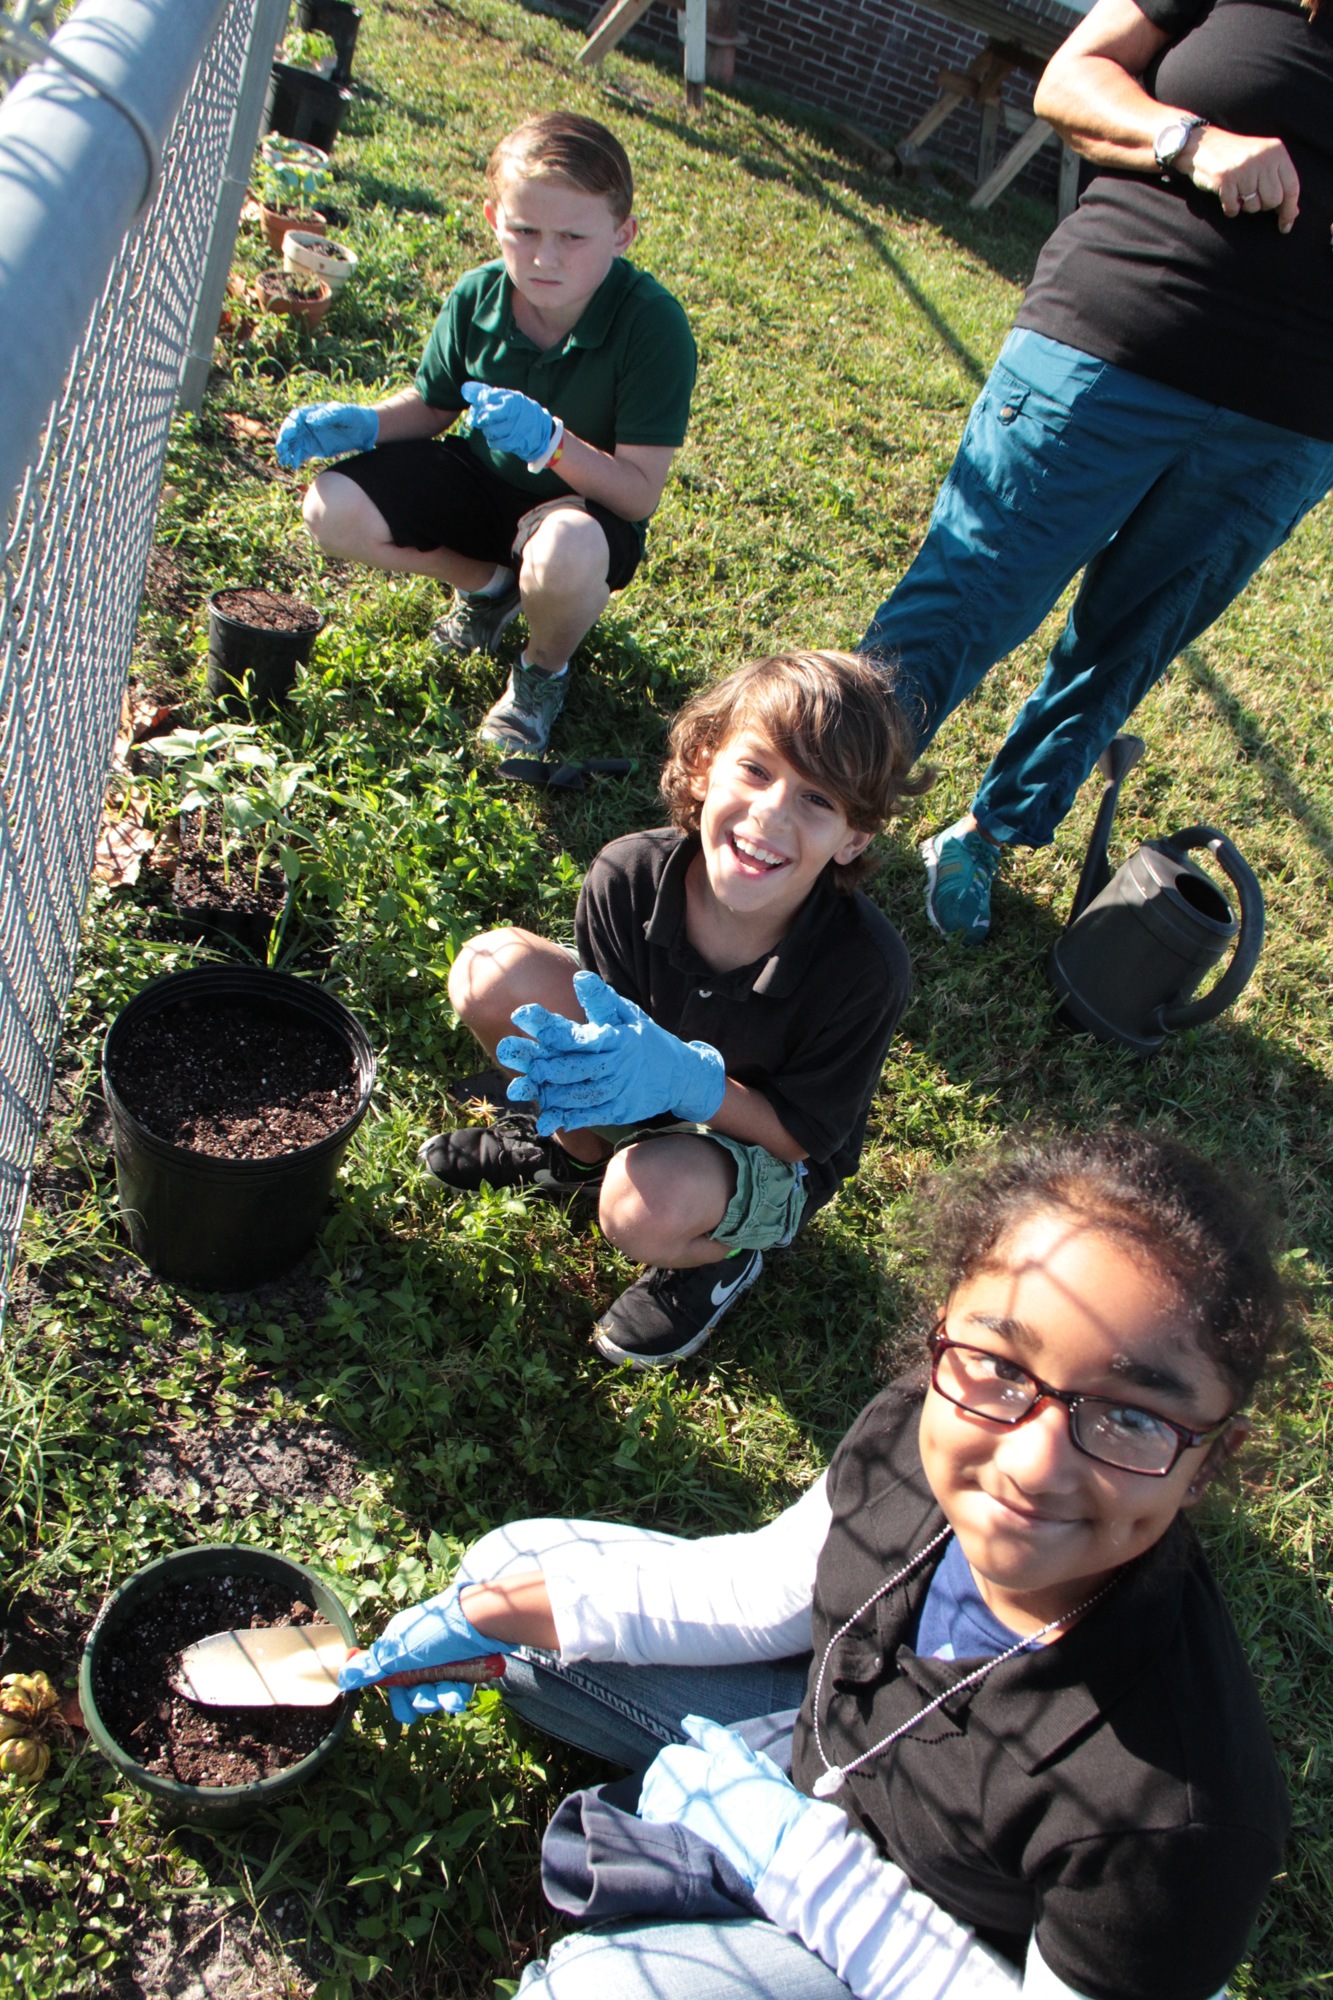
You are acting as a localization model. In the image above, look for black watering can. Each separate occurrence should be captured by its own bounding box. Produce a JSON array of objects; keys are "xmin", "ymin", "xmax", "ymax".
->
[{"xmin": 1047, "ymin": 736, "xmax": 1265, "ymax": 1056}]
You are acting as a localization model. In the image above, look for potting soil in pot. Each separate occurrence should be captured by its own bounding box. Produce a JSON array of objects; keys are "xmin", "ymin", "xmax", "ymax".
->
[
  {"xmin": 106, "ymin": 998, "xmax": 359, "ymax": 1157},
  {"xmin": 211, "ymin": 588, "xmax": 321, "ymax": 634},
  {"xmin": 171, "ymin": 808, "xmax": 287, "ymax": 957},
  {"xmin": 92, "ymin": 1575, "xmax": 337, "ymax": 1784}
]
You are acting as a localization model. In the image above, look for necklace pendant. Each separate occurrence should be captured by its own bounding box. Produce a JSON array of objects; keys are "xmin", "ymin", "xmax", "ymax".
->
[{"xmin": 812, "ymin": 1766, "xmax": 845, "ymax": 1799}]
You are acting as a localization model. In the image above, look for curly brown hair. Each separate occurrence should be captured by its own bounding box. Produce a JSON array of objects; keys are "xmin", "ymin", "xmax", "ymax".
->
[
  {"xmin": 659, "ymin": 651, "xmax": 932, "ymax": 893},
  {"xmin": 913, "ymin": 1127, "xmax": 1289, "ymax": 1403}
]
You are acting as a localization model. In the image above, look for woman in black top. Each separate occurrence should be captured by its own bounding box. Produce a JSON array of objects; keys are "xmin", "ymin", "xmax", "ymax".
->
[{"xmin": 860, "ymin": 0, "xmax": 1333, "ymax": 942}]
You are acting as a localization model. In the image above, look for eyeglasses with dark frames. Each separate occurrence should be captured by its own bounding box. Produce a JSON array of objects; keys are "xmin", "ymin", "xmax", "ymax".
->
[{"xmin": 927, "ymin": 1326, "xmax": 1235, "ymax": 1477}]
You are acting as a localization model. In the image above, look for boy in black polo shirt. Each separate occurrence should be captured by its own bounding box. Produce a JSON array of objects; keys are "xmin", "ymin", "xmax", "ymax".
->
[
  {"xmin": 421, "ymin": 651, "xmax": 927, "ymax": 1366},
  {"xmin": 275, "ymin": 112, "xmax": 696, "ymax": 755}
]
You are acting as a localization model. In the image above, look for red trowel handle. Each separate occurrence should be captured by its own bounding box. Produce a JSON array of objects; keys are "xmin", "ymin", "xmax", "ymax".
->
[{"xmin": 345, "ymin": 1649, "xmax": 508, "ymax": 1690}]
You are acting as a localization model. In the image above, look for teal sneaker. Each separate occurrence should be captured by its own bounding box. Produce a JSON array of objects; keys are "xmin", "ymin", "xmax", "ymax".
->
[
  {"xmin": 432, "ymin": 582, "xmax": 521, "ymax": 657},
  {"xmin": 920, "ymin": 819, "xmax": 1003, "ymax": 943},
  {"xmin": 478, "ymin": 661, "xmax": 567, "ymax": 754}
]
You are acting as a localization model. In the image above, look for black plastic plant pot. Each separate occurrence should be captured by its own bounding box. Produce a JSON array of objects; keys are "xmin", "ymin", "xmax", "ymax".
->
[
  {"xmin": 102, "ymin": 966, "xmax": 376, "ymax": 1290},
  {"xmin": 297, "ymin": 0, "xmax": 361, "ymax": 84},
  {"xmin": 80, "ymin": 1544, "xmax": 358, "ymax": 1828},
  {"xmin": 206, "ymin": 587, "xmax": 324, "ymax": 714},
  {"xmin": 265, "ymin": 60, "xmax": 353, "ymax": 152}
]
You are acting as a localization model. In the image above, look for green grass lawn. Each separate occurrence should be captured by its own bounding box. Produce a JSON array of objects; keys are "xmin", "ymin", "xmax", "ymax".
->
[{"xmin": 2, "ymin": 1, "xmax": 1331, "ymax": 1994}]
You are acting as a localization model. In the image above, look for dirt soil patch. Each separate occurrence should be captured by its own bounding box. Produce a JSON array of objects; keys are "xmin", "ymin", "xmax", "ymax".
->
[
  {"xmin": 106, "ymin": 997, "xmax": 358, "ymax": 1157},
  {"xmin": 141, "ymin": 547, "xmax": 202, "ymax": 622},
  {"xmin": 136, "ymin": 1418, "xmax": 362, "ymax": 1515},
  {"xmin": 92, "ymin": 1573, "xmax": 340, "ymax": 1785},
  {"xmin": 211, "ymin": 588, "xmax": 321, "ymax": 634}
]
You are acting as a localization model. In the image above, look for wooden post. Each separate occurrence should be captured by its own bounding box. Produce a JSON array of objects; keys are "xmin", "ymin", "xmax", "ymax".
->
[
  {"xmin": 683, "ymin": 0, "xmax": 708, "ymax": 107},
  {"xmin": 969, "ymin": 114, "xmax": 1057, "ymax": 207},
  {"xmin": 577, "ymin": 0, "xmax": 658, "ymax": 67},
  {"xmin": 977, "ymin": 99, "xmax": 1000, "ymax": 184},
  {"xmin": 1057, "ymin": 142, "xmax": 1081, "ymax": 219}
]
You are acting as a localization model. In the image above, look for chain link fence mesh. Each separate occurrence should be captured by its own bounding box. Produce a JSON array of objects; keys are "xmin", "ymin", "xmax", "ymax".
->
[{"xmin": 0, "ymin": 0, "xmax": 258, "ymax": 1294}]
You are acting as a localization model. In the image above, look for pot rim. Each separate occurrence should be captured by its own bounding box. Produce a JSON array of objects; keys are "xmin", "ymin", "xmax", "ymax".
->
[
  {"xmin": 255, "ymin": 268, "xmax": 333, "ymax": 305},
  {"xmin": 207, "ymin": 585, "xmax": 325, "ymax": 636},
  {"xmin": 102, "ymin": 964, "xmax": 375, "ymax": 1174},
  {"xmin": 80, "ymin": 1542, "xmax": 358, "ymax": 1803}
]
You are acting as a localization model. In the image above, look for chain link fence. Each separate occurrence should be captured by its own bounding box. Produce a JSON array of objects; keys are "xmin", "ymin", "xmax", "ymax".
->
[{"xmin": 0, "ymin": 0, "xmax": 278, "ymax": 1302}]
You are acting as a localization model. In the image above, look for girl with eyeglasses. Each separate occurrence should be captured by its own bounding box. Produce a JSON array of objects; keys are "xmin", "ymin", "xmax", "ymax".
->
[{"xmin": 343, "ymin": 1128, "xmax": 1291, "ymax": 2000}]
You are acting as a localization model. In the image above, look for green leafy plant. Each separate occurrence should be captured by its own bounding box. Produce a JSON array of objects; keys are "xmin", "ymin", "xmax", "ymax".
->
[
  {"xmin": 254, "ymin": 134, "xmax": 330, "ymax": 213},
  {"xmin": 150, "ymin": 724, "xmax": 323, "ymax": 959},
  {"xmin": 281, "ymin": 28, "xmax": 338, "ymax": 73}
]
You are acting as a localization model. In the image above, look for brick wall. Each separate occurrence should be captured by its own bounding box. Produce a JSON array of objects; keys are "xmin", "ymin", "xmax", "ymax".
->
[{"xmin": 541, "ymin": 0, "xmax": 1079, "ymax": 201}]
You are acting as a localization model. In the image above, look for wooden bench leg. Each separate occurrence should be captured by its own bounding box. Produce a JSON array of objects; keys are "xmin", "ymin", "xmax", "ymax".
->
[
  {"xmin": 577, "ymin": 0, "xmax": 659, "ymax": 67},
  {"xmin": 968, "ymin": 115, "xmax": 1057, "ymax": 207}
]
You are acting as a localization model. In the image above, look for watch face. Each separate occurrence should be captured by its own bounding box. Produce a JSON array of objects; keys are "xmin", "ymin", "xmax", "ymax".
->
[{"xmin": 1155, "ymin": 117, "xmax": 1198, "ymax": 167}]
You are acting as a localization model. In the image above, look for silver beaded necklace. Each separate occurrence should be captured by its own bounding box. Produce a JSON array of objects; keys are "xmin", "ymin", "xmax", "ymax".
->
[{"xmin": 810, "ymin": 1527, "xmax": 1117, "ymax": 1800}]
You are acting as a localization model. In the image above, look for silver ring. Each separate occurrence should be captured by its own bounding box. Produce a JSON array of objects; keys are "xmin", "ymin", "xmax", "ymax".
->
[{"xmin": 1241, "ymin": 191, "xmax": 1261, "ymax": 205}]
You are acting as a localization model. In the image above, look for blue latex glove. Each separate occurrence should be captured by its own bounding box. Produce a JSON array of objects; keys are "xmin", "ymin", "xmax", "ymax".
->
[
  {"xmin": 336, "ymin": 1583, "xmax": 515, "ymax": 1727},
  {"xmin": 274, "ymin": 401, "xmax": 380, "ymax": 469},
  {"xmin": 462, "ymin": 380, "xmax": 556, "ymax": 462},
  {"xmin": 638, "ymin": 1715, "xmax": 814, "ymax": 1889},
  {"xmin": 496, "ymin": 970, "xmax": 726, "ymax": 1135}
]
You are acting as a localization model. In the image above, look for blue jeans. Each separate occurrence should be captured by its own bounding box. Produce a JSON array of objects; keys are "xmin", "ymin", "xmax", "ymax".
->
[
  {"xmin": 457, "ymin": 1519, "xmax": 825, "ymax": 1998},
  {"xmin": 860, "ymin": 329, "xmax": 1333, "ymax": 847}
]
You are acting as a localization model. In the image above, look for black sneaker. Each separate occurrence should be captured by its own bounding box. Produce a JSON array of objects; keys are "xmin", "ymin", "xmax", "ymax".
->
[
  {"xmin": 418, "ymin": 1113, "xmax": 605, "ymax": 1200},
  {"xmin": 593, "ymin": 1251, "xmax": 763, "ymax": 1369}
]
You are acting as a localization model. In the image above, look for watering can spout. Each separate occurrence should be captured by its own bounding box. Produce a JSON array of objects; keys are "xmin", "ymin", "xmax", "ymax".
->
[{"xmin": 1067, "ymin": 735, "xmax": 1145, "ymax": 925}]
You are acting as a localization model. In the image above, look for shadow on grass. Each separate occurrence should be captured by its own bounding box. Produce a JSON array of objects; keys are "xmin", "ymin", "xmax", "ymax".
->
[
  {"xmin": 1181, "ymin": 644, "xmax": 1333, "ymax": 876},
  {"xmin": 885, "ymin": 838, "xmax": 1333, "ymax": 1265},
  {"xmin": 1191, "ymin": 1499, "xmax": 1333, "ymax": 1991},
  {"xmin": 575, "ymin": 36, "xmax": 1052, "ymax": 290}
]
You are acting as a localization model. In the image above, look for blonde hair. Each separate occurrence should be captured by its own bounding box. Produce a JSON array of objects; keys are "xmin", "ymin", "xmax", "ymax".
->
[
  {"xmin": 486, "ymin": 113, "xmax": 634, "ymax": 224},
  {"xmin": 660, "ymin": 651, "xmax": 932, "ymax": 892}
]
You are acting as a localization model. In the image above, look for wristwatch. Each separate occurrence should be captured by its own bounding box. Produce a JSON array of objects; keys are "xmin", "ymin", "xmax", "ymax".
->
[{"xmin": 1153, "ymin": 113, "xmax": 1208, "ymax": 173}]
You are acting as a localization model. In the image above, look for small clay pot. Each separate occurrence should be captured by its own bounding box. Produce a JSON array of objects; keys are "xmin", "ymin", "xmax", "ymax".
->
[
  {"xmin": 283, "ymin": 230, "xmax": 357, "ymax": 294},
  {"xmin": 254, "ymin": 268, "xmax": 333, "ymax": 330},
  {"xmin": 259, "ymin": 202, "xmax": 327, "ymax": 255}
]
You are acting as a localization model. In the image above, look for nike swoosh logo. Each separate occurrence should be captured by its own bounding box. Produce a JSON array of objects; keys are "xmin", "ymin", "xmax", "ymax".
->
[{"xmin": 710, "ymin": 1260, "xmax": 757, "ymax": 1309}]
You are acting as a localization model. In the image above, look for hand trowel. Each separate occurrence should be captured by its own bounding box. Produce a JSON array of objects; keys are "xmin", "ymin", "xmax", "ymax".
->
[{"xmin": 170, "ymin": 1626, "xmax": 508, "ymax": 1708}]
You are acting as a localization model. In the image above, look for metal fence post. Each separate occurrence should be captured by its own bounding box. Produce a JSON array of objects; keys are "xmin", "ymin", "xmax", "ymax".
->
[{"xmin": 180, "ymin": 0, "xmax": 290, "ymax": 413}]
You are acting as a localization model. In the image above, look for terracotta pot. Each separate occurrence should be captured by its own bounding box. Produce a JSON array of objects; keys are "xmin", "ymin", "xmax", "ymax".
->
[
  {"xmin": 259, "ymin": 202, "xmax": 326, "ymax": 254},
  {"xmin": 283, "ymin": 230, "xmax": 357, "ymax": 293},
  {"xmin": 254, "ymin": 268, "xmax": 333, "ymax": 330}
]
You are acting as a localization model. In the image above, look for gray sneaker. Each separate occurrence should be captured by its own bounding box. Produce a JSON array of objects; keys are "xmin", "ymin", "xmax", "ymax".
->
[
  {"xmin": 478, "ymin": 661, "xmax": 568, "ymax": 754},
  {"xmin": 432, "ymin": 583, "xmax": 521, "ymax": 657}
]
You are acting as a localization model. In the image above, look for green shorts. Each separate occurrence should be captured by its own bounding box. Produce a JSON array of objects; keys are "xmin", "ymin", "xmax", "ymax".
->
[{"xmin": 601, "ymin": 1122, "xmax": 810, "ymax": 1253}]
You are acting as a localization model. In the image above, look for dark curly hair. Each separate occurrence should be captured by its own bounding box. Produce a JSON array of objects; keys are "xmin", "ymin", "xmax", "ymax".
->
[
  {"xmin": 914, "ymin": 1127, "xmax": 1288, "ymax": 1403},
  {"xmin": 659, "ymin": 651, "xmax": 932, "ymax": 893}
]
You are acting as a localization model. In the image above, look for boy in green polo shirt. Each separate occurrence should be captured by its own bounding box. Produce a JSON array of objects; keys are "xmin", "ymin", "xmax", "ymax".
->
[{"xmin": 275, "ymin": 113, "xmax": 697, "ymax": 754}]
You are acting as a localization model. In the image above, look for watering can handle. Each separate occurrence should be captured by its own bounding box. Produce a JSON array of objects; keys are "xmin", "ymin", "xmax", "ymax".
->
[{"xmin": 1159, "ymin": 826, "xmax": 1265, "ymax": 1031}]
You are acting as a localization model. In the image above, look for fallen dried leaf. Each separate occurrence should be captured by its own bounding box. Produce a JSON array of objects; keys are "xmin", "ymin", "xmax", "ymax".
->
[
  {"xmin": 223, "ymin": 415, "xmax": 271, "ymax": 445},
  {"xmin": 93, "ymin": 813, "xmax": 155, "ymax": 889}
]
